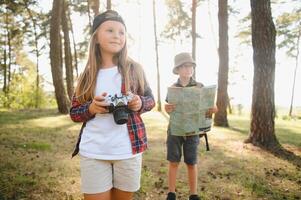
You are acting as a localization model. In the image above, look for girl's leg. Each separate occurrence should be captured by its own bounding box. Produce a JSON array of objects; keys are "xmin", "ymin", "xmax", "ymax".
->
[
  {"xmin": 186, "ymin": 164, "xmax": 198, "ymax": 195},
  {"xmin": 111, "ymin": 188, "xmax": 133, "ymax": 200},
  {"xmin": 80, "ymin": 156, "xmax": 113, "ymax": 200},
  {"xmin": 83, "ymin": 190, "xmax": 111, "ymax": 200},
  {"xmin": 168, "ymin": 161, "xmax": 179, "ymax": 192},
  {"xmin": 112, "ymin": 155, "xmax": 142, "ymax": 199}
]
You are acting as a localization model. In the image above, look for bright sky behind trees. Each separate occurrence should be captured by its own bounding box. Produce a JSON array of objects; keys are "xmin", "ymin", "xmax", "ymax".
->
[{"xmin": 37, "ymin": 0, "xmax": 301, "ymax": 108}]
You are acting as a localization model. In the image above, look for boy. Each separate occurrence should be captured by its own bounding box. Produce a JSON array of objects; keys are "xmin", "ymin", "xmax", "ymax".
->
[{"xmin": 165, "ymin": 52, "xmax": 217, "ymax": 200}]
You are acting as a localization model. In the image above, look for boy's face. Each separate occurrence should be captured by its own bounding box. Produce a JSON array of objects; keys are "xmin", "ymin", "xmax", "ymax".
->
[{"xmin": 177, "ymin": 63, "xmax": 194, "ymax": 78}]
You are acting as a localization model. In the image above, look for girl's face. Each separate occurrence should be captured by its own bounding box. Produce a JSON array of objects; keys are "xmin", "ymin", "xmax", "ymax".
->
[
  {"xmin": 177, "ymin": 63, "xmax": 194, "ymax": 78},
  {"xmin": 96, "ymin": 20, "xmax": 126, "ymax": 55}
]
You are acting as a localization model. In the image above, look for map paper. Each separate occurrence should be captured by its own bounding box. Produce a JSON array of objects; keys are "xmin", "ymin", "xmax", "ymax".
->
[{"xmin": 167, "ymin": 85, "xmax": 216, "ymax": 136}]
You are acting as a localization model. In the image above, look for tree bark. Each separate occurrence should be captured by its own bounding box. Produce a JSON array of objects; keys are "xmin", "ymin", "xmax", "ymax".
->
[
  {"xmin": 214, "ymin": 0, "xmax": 229, "ymax": 127},
  {"xmin": 107, "ymin": 0, "xmax": 111, "ymax": 10},
  {"xmin": 246, "ymin": 0, "xmax": 279, "ymax": 149},
  {"xmin": 87, "ymin": 0, "xmax": 92, "ymax": 29},
  {"xmin": 152, "ymin": 0, "xmax": 161, "ymax": 111},
  {"xmin": 90, "ymin": 0, "xmax": 100, "ymax": 16},
  {"xmin": 2, "ymin": 48, "xmax": 7, "ymax": 92},
  {"xmin": 62, "ymin": 0, "xmax": 74, "ymax": 100},
  {"xmin": 50, "ymin": 0, "xmax": 70, "ymax": 114},
  {"xmin": 67, "ymin": 2, "xmax": 79, "ymax": 78},
  {"xmin": 3, "ymin": 11, "xmax": 8, "ymax": 94},
  {"xmin": 25, "ymin": 4, "xmax": 40, "ymax": 108},
  {"xmin": 288, "ymin": 27, "xmax": 300, "ymax": 116},
  {"xmin": 192, "ymin": 0, "xmax": 197, "ymax": 79},
  {"xmin": 7, "ymin": 22, "xmax": 11, "ymax": 94}
]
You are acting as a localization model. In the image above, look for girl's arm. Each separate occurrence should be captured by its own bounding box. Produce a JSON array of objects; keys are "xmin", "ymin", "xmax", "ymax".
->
[
  {"xmin": 138, "ymin": 85, "xmax": 155, "ymax": 114},
  {"xmin": 70, "ymin": 95, "xmax": 95, "ymax": 122},
  {"xmin": 128, "ymin": 63, "xmax": 156, "ymax": 113}
]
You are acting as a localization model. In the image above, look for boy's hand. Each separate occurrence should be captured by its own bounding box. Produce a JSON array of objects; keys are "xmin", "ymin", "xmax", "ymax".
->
[
  {"xmin": 205, "ymin": 106, "xmax": 218, "ymax": 118},
  {"xmin": 128, "ymin": 95, "xmax": 142, "ymax": 112},
  {"xmin": 165, "ymin": 103, "xmax": 176, "ymax": 113},
  {"xmin": 89, "ymin": 92, "xmax": 110, "ymax": 115}
]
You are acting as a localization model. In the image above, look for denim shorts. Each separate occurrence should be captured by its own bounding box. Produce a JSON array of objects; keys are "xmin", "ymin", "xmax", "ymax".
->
[{"xmin": 166, "ymin": 133, "xmax": 200, "ymax": 165}]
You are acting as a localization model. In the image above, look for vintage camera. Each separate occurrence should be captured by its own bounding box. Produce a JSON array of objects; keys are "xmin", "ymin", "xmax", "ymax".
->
[{"xmin": 104, "ymin": 93, "xmax": 134, "ymax": 125}]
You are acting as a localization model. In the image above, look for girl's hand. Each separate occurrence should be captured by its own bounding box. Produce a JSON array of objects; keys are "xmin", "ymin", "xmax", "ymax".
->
[
  {"xmin": 89, "ymin": 92, "xmax": 110, "ymax": 115},
  {"xmin": 128, "ymin": 95, "xmax": 142, "ymax": 112},
  {"xmin": 165, "ymin": 103, "xmax": 176, "ymax": 113}
]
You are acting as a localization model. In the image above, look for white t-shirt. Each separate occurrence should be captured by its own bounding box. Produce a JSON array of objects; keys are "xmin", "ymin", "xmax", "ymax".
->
[{"xmin": 79, "ymin": 66, "xmax": 134, "ymax": 160}]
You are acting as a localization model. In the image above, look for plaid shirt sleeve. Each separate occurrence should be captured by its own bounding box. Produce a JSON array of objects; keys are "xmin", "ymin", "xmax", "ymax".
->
[
  {"xmin": 128, "ymin": 85, "xmax": 155, "ymax": 154},
  {"xmin": 138, "ymin": 78, "xmax": 156, "ymax": 114},
  {"xmin": 126, "ymin": 70, "xmax": 155, "ymax": 154},
  {"xmin": 69, "ymin": 95, "xmax": 95, "ymax": 122}
]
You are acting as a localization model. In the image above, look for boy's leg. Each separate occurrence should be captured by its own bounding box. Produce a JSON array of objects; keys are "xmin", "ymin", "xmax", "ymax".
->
[
  {"xmin": 186, "ymin": 164, "xmax": 198, "ymax": 195},
  {"xmin": 168, "ymin": 161, "xmax": 179, "ymax": 192},
  {"xmin": 166, "ymin": 134, "xmax": 184, "ymax": 199},
  {"xmin": 183, "ymin": 135, "xmax": 200, "ymax": 196}
]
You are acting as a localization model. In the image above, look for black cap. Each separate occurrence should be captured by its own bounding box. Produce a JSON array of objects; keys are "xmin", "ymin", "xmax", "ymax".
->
[{"xmin": 92, "ymin": 10, "xmax": 126, "ymax": 33}]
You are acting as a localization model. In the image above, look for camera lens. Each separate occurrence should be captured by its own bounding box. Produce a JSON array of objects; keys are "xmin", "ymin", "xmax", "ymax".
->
[{"xmin": 112, "ymin": 107, "xmax": 129, "ymax": 124}]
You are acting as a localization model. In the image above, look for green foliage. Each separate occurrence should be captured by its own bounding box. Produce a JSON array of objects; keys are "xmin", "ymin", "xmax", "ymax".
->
[
  {"xmin": 235, "ymin": 13, "xmax": 251, "ymax": 46},
  {"xmin": 282, "ymin": 115, "xmax": 291, "ymax": 120},
  {"xmin": 0, "ymin": 73, "xmax": 43, "ymax": 109},
  {"xmin": 69, "ymin": 0, "xmax": 91, "ymax": 61},
  {"xmin": 0, "ymin": 52, "xmax": 55, "ymax": 109},
  {"xmin": 276, "ymin": 10, "xmax": 301, "ymax": 58},
  {"xmin": 0, "ymin": 1, "xmax": 51, "ymax": 110},
  {"xmin": 161, "ymin": 0, "xmax": 192, "ymax": 42}
]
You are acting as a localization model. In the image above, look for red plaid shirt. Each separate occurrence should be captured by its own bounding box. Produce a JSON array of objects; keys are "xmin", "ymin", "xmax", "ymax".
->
[{"xmin": 70, "ymin": 81, "xmax": 155, "ymax": 158}]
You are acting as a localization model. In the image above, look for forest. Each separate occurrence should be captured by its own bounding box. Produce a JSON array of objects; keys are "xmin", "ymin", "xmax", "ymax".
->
[{"xmin": 0, "ymin": 0, "xmax": 300, "ymax": 200}]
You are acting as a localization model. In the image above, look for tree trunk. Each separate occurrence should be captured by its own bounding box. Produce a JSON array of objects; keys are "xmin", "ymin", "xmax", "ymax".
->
[
  {"xmin": 25, "ymin": 5, "xmax": 40, "ymax": 108},
  {"xmin": 62, "ymin": 0, "xmax": 74, "ymax": 100},
  {"xmin": 227, "ymin": 94, "xmax": 232, "ymax": 114},
  {"xmin": 67, "ymin": 5, "xmax": 79, "ymax": 78},
  {"xmin": 7, "ymin": 25, "xmax": 11, "ymax": 94},
  {"xmin": 90, "ymin": 0, "xmax": 100, "ymax": 16},
  {"xmin": 3, "ymin": 29, "xmax": 7, "ymax": 94},
  {"xmin": 3, "ymin": 8, "xmax": 8, "ymax": 95},
  {"xmin": 192, "ymin": 0, "xmax": 196, "ymax": 79},
  {"xmin": 246, "ymin": 0, "xmax": 279, "ymax": 149},
  {"xmin": 107, "ymin": 0, "xmax": 111, "ymax": 10},
  {"xmin": 50, "ymin": 0, "xmax": 70, "ymax": 114},
  {"xmin": 152, "ymin": 0, "xmax": 161, "ymax": 111},
  {"xmin": 288, "ymin": 27, "xmax": 300, "ymax": 116},
  {"xmin": 214, "ymin": 0, "xmax": 229, "ymax": 127},
  {"xmin": 87, "ymin": 0, "xmax": 92, "ymax": 29}
]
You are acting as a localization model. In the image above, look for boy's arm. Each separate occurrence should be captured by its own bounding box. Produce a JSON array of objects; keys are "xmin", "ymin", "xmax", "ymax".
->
[
  {"xmin": 70, "ymin": 95, "xmax": 96, "ymax": 122},
  {"xmin": 205, "ymin": 107, "xmax": 218, "ymax": 118},
  {"xmin": 197, "ymin": 82, "xmax": 217, "ymax": 118}
]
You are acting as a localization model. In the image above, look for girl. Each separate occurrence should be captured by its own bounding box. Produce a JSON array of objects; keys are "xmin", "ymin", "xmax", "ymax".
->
[{"xmin": 70, "ymin": 10, "xmax": 155, "ymax": 200}]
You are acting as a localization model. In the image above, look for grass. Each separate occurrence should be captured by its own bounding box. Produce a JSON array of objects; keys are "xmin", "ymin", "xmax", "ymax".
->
[
  {"xmin": 0, "ymin": 109, "xmax": 301, "ymax": 200},
  {"xmin": 229, "ymin": 114, "xmax": 301, "ymax": 148}
]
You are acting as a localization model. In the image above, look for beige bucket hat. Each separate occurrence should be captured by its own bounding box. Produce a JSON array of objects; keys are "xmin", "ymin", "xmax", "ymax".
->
[{"xmin": 173, "ymin": 52, "xmax": 196, "ymax": 74}]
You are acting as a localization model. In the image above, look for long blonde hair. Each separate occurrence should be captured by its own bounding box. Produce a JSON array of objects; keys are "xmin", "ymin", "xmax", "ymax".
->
[{"xmin": 75, "ymin": 30, "xmax": 145, "ymax": 103}]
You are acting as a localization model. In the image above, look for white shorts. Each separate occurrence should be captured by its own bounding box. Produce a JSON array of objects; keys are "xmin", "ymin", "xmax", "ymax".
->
[{"xmin": 80, "ymin": 154, "xmax": 142, "ymax": 194}]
